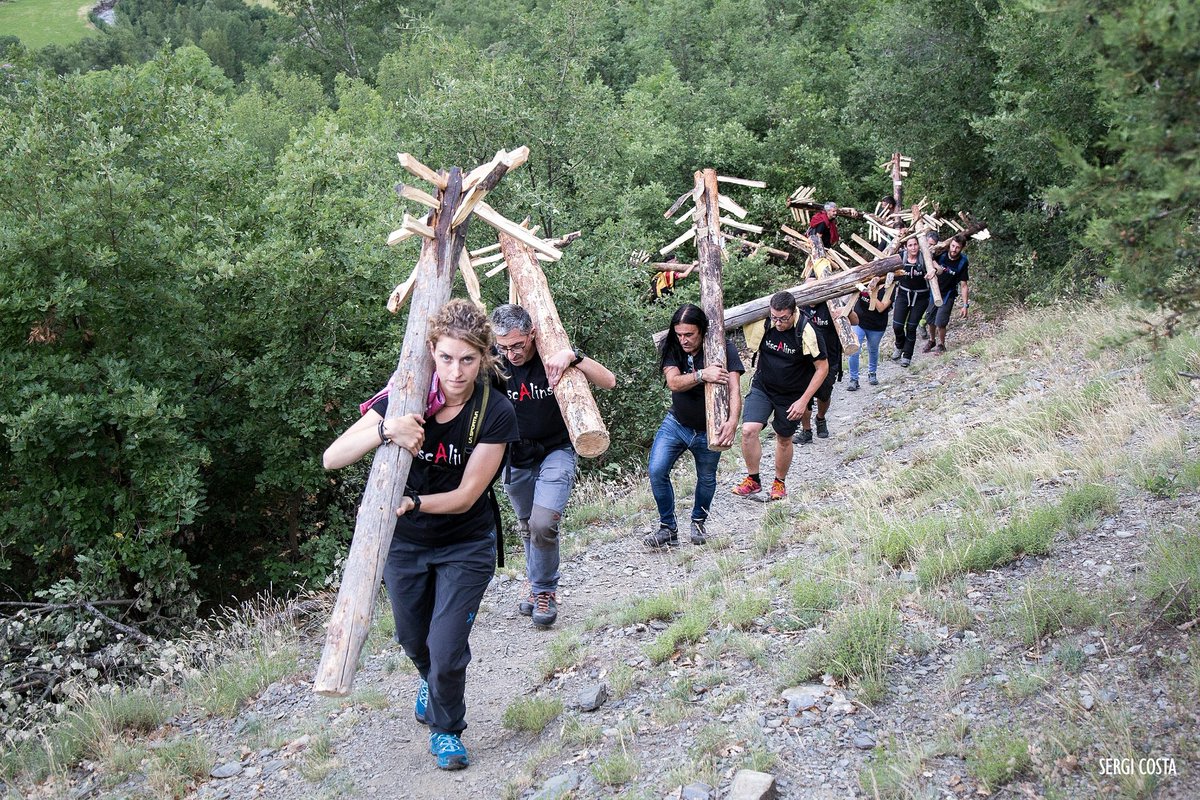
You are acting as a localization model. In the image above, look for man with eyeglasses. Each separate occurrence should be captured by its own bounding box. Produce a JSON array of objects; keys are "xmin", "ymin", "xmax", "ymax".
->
[
  {"xmin": 733, "ymin": 292, "xmax": 828, "ymax": 501},
  {"xmin": 490, "ymin": 304, "xmax": 615, "ymax": 627}
]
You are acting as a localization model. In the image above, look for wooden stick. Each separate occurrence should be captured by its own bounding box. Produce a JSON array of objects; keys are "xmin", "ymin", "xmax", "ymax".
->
[
  {"xmin": 458, "ymin": 248, "xmax": 483, "ymax": 307},
  {"xmin": 397, "ymin": 153, "xmax": 447, "ymax": 189},
  {"xmin": 726, "ymin": 235, "xmax": 789, "ymax": 259},
  {"xmin": 651, "ymin": 261, "xmax": 698, "ymax": 273},
  {"xmin": 498, "ymin": 232, "xmax": 610, "ymax": 458},
  {"xmin": 716, "ymin": 175, "xmax": 767, "ymax": 188},
  {"xmin": 719, "ymin": 216, "xmax": 763, "ymax": 234},
  {"xmin": 473, "ymin": 201, "xmax": 563, "ymax": 260},
  {"xmin": 486, "ymin": 261, "xmax": 508, "ymax": 278},
  {"xmin": 470, "ymin": 252, "xmax": 506, "ymax": 267},
  {"xmin": 470, "ymin": 241, "xmax": 502, "ymax": 257},
  {"xmin": 315, "ymin": 167, "xmax": 468, "ymax": 697},
  {"xmin": 664, "ymin": 189, "xmax": 692, "ymax": 219},
  {"xmin": 839, "ymin": 243, "xmax": 868, "ymax": 265},
  {"xmin": 850, "ymin": 234, "xmax": 886, "ymax": 259},
  {"xmin": 659, "ymin": 226, "xmax": 696, "ymax": 256},
  {"xmin": 452, "ymin": 148, "xmax": 524, "ymax": 227},
  {"xmin": 386, "ymin": 270, "xmax": 418, "ymax": 314},
  {"xmin": 673, "ymin": 207, "xmax": 695, "ymax": 226},
  {"xmin": 717, "ymin": 194, "xmax": 748, "ymax": 219},
  {"xmin": 396, "ymin": 183, "xmax": 439, "ymax": 209},
  {"xmin": 402, "ymin": 214, "xmax": 436, "ymax": 240}
]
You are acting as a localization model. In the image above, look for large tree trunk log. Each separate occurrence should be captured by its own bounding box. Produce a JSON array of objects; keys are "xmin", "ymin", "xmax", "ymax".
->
[
  {"xmin": 694, "ymin": 169, "xmax": 732, "ymax": 452},
  {"xmin": 314, "ymin": 168, "xmax": 468, "ymax": 697},
  {"xmin": 652, "ymin": 254, "xmax": 903, "ymax": 347},
  {"xmin": 498, "ymin": 231, "xmax": 610, "ymax": 458}
]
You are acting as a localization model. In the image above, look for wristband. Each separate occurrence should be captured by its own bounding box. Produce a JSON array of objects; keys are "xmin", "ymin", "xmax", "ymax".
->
[
  {"xmin": 570, "ymin": 348, "xmax": 585, "ymax": 367},
  {"xmin": 964, "ymin": 302, "xmax": 970, "ymax": 308},
  {"xmin": 378, "ymin": 419, "xmax": 388, "ymax": 445},
  {"xmin": 406, "ymin": 491, "xmax": 421, "ymax": 513},
  {"xmin": 695, "ymin": 370, "xmax": 703, "ymax": 384}
]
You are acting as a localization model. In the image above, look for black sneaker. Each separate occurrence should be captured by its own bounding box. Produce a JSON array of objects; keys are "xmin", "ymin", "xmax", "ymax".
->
[
  {"xmin": 795, "ymin": 429, "xmax": 814, "ymax": 445},
  {"xmin": 890, "ymin": 348, "xmax": 903, "ymax": 361},
  {"xmin": 815, "ymin": 418, "xmax": 829, "ymax": 438},
  {"xmin": 518, "ymin": 589, "xmax": 534, "ymax": 617},
  {"xmin": 532, "ymin": 592, "xmax": 558, "ymax": 627},
  {"xmin": 690, "ymin": 519, "xmax": 707, "ymax": 545},
  {"xmin": 900, "ymin": 357, "xmax": 911, "ymax": 367},
  {"xmin": 846, "ymin": 378, "xmax": 859, "ymax": 392},
  {"xmin": 643, "ymin": 525, "xmax": 678, "ymax": 548},
  {"xmin": 868, "ymin": 373, "xmax": 878, "ymax": 386}
]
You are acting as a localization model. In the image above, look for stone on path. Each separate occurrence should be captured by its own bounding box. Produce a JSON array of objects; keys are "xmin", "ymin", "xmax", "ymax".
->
[
  {"xmin": 682, "ymin": 781, "xmax": 714, "ymax": 799},
  {"xmin": 530, "ymin": 770, "xmax": 579, "ymax": 800},
  {"xmin": 728, "ymin": 769, "xmax": 776, "ymax": 800},
  {"xmin": 577, "ymin": 683, "xmax": 608, "ymax": 712},
  {"xmin": 209, "ymin": 761, "xmax": 243, "ymax": 779}
]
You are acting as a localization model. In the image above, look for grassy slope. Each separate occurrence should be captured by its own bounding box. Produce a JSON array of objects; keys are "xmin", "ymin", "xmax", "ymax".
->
[
  {"xmin": 0, "ymin": 0, "xmax": 95, "ymax": 50},
  {"xmin": 4, "ymin": 300, "xmax": 1199, "ymax": 798}
]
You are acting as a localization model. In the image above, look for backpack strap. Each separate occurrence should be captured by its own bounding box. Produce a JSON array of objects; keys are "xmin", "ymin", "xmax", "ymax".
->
[{"xmin": 461, "ymin": 381, "xmax": 508, "ymax": 569}]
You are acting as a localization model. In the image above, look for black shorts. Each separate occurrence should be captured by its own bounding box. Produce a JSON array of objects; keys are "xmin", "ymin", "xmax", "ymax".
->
[
  {"xmin": 930, "ymin": 294, "xmax": 957, "ymax": 327},
  {"xmin": 743, "ymin": 386, "xmax": 801, "ymax": 437}
]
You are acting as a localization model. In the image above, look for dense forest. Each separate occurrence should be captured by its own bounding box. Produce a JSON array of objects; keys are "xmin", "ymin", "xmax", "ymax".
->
[{"xmin": 0, "ymin": 0, "xmax": 1195, "ymax": 619}]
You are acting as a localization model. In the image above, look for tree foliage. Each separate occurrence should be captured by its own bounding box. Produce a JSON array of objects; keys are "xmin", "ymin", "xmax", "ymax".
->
[{"xmin": 0, "ymin": 0, "xmax": 1194, "ymax": 622}]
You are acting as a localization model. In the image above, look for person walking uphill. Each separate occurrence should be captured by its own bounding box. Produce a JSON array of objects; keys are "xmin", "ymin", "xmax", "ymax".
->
[
  {"xmin": 323, "ymin": 299, "xmax": 518, "ymax": 772},
  {"xmin": 646, "ymin": 303, "xmax": 744, "ymax": 548},
  {"xmin": 490, "ymin": 304, "xmax": 616, "ymax": 628},
  {"xmin": 733, "ymin": 292, "xmax": 828, "ymax": 500},
  {"xmin": 890, "ymin": 236, "xmax": 933, "ymax": 367},
  {"xmin": 923, "ymin": 237, "xmax": 970, "ymax": 354},
  {"xmin": 847, "ymin": 276, "xmax": 892, "ymax": 390}
]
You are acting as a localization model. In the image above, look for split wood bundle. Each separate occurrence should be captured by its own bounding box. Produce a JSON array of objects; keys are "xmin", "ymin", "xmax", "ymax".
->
[
  {"xmin": 315, "ymin": 146, "xmax": 574, "ymax": 698},
  {"xmin": 653, "ymin": 170, "xmax": 769, "ymax": 449}
]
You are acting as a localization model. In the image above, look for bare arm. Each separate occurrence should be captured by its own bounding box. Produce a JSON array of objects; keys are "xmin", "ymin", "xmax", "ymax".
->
[
  {"xmin": 323, "ymin": 409, "xmax": 425, "ymax": 470},
  {"xmin": 663, "ymin": 363, "xmax": 728, "ymax": 392},
  {"xmin": 786, "ymin": 360, "xmax": 829, "ymax": 420},
  {"xmin": 545, "ymin": 348, "xmax": 617, "ymax": 390}
]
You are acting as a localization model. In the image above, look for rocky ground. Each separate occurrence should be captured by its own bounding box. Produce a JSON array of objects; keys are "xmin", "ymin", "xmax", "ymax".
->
[{"xmin": 15, "ymin": 312, "xmax": 1200, "ymax": 800}]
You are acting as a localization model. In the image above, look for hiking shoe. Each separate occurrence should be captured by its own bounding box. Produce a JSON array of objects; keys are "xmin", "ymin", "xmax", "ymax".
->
[
  {"xmin": 769, "ymin": 478, "xmax": 787, "ymax": 501},
  {"xmin": 900, "ymin": 357, "xmax": 911, "ymax": 367},
  {"xmin": 689, "ymin": 519, "xmax": 707, "ymax": 545},
  {"xmin": 918, "ymin": 326, "xmax": 929, "ymax": 340},
  {"xmin": 868, "ymin": 373, "xmax": 878, "ymax": 386},
  {"xmin": 846, "ymin": 378, "xmax": 859, "ymax": 391},
  {"xmin": 644, "ymin": 524, "xmax": 678, "ymax": 549},
  {"xmin": 518, "ymin": 588, "xmax": 534, "ymax": 617},
  {"xmin": 922, "ymin": 339, "xmax": 936, "ymax": 353},
  {"xmin": 429, "ymin": 732, "xmax": 469, "ymax": 770},
  {"xmin": 935, "ymin": 343, "xmax": 946, "ymax": 354},
  {"xmin": 890, "ymin": 348, "xmax": 903, "ymax": 361},
  {"xmin": 414, "ymin": 679, "xmax": 429, "ymax": 725},
  {"xmin": 732, "ymin": 475, "xmax": 762, "ymax": 496},
  {"xmin": 795, "ymin": 428, "xmax": 813, "ymax": 445},
  {"xmin": 815, "ymin": 418, "xmax": 829, "ymax": 438},
  {"xmin": 532, "ymin": 592, "xmax": 558, "ymax": 627}
]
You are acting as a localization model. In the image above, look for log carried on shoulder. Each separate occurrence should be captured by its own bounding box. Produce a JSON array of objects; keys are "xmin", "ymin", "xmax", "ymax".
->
[
  {"xmin": 498, "ymin": 230, "xmax": 610, "ymax": 458},
  {"xmin": 693, "ymin": 169, "xmax": 733, "ymax": 452},
  {"xmin": 806, "ymin": 233, "xmax": 860, "ymax": 358},
  {"xmin": 314, "ymin": 167, "xmax": 469, "ymax": 698},
  {"xmin": 651, "ymin": 253, "xmax": 903, "ymax": 347}
]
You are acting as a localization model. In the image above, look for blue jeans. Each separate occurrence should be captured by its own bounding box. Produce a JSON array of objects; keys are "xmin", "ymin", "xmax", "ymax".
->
[
  {"xmin": 848, "ymin": 326, "xmax": 885, "ymax": 380},
  {"xmin": 503, "ymin": 447, "xmax": 577, "ymax": 595},
  {"xmin": 648, "ymin": 413, "xmax": 721, "ymax": 531}
]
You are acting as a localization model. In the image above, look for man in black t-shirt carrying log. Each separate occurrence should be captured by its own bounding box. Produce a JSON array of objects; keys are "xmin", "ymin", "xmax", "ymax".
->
[
  {"xmin": 733, "ymin": 292, "xmax": 828, "ymax": 502},
  {"xmin": 491, "ymin": 304, "xmax": 616, "ymax": 628}
]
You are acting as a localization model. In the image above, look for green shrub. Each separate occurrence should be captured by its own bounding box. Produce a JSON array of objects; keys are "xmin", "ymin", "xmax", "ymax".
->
[
  {"xmin": 1139, "ymin": 527, "xmax": 1200, "ymax": 625},
  {"xmin": 967, "ymin": 726, "xmax": 1030, "ymax": 791},
  {"xmin": 501, "ymin": 697, "xmax": 564, "ymax": 733}
]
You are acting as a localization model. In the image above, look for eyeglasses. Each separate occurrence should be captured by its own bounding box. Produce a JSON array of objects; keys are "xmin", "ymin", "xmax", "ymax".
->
[
  {"xmin": 769, "ymin": 314, "xmax": 793, "ymax": 324},
  {"xmin": 496, "ymin": 339, "xmax": 529, "ymax": 356}
]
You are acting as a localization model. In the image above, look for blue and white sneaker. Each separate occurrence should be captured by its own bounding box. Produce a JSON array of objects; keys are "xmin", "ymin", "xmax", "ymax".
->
[
  {"xmin": 414, "ymin": 679, "xmax": 429, "ymax": 725},
  {"xmin": 429, "ymin": 732, "xmax": 469, "ymax": 770}
]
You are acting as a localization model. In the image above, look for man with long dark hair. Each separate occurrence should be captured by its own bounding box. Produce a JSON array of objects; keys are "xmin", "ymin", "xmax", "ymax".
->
[{"xmin": 645, "ymin": 304, "xmax": 744, "ymax": 548}]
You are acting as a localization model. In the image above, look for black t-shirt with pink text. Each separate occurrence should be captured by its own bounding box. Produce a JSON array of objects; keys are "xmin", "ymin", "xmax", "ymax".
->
[{"xmin": 371, "ymin": 386, "xmax": 518, "ymax": 545}]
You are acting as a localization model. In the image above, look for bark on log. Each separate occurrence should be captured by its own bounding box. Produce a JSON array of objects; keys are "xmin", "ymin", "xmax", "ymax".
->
[
  {"xmin": 652, "ymin": 254, "xmax": 903, "ymax": 346},
  {"xmin": 695, "ymin": 169, "xmax": 732, "ymax": 452},
  {"xmin": 917, "ymin": 226, "xmax": 944, "ymax": 308},
  {"xmin": 498, "ymin": 232, "xmax": 611, "ymax": 458},
  {"xmin": 314, "ymin": 168, "xmax": 468, "ymax": 697}
]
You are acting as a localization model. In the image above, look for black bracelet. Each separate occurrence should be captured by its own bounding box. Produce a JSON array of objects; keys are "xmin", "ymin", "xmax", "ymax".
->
[
  {"xmin": 406, "ymin": 490, "xmax": 421, "ymax": 513},
  {"xmin": 378, "ymin": 419, "xmax": 388, "ymax": 445},
  {"xmin": 570, "ymin": 348, "xmax": 585, "ymax": 367}
]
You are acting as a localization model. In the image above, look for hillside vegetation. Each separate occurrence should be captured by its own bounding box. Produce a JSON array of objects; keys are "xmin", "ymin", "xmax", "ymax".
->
[
  {"xmin": 3, "ymin": 301, "xmax": 1197, "ymax": 798},
  {"xmin": 0, "ymin": 0, "xmax": 1196, "ymax": 761}
]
